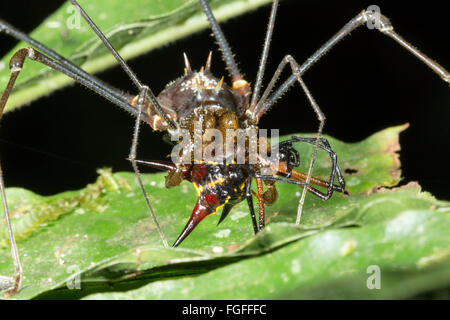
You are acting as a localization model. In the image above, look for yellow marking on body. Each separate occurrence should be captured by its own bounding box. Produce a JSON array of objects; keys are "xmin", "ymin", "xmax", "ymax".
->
[
  {"xmin": 240, "ymin": 182, "xmax": 246, "ymax": 191},
  {"xmin": 207, "ymin": 177, "xmax": 225, "ymax": 189},
  {"xmin": 206, "ymin": 196, "xmax": 231, "ymax": 218},
  {"xmin": 192, "ymin": 182, "xmax": 204, "ymax": 196}
]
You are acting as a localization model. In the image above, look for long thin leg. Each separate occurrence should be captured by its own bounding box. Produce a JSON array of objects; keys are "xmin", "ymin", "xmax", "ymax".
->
[
  {"xmin": 249, "ymin": 0, "xmax": 279, "ymax": 110},
  {"xmin": 246, "ymin": 177, "xmax": 259, "ymax": 234},
  {"xmin": 255, "ymin": 178, "xmax": 266, "ymax": 229},
  {"xmin": 0, "ymin": 43, "xmax": 149, "ymax": 296},
  {"xmin": 69, "ymin": 0, "xmax": 173, "ymax": 246},
  {"xmin": 0, "ymin": 51, "xmax": 26, "ymax": 296},
  {"xmin": 275, "ymin": 168, "xmax": 345, "ymax": 194},
  {"xmin": 277, "ymin": 136, "xmax": 346, "ymax": 197},
  {"xmin": 128, "ymin": 87, "xmax": 169, "ymax": 248},
  {"xmin": 257, "ymin": 134, "xmax": 348, "ymax": 200},
  {"xmin": 1, "ymin": 16, "xmax": 178, "ymax": 134},
  {"xmin": 0, "ymin": 18, "xmax": 128, "ymax": 106},
  {"xmin": 1, "ymin": 47, "xmax": 139, "ymax": 116},
  {"xmin": 68, "ymin": 0, "xmax": 141, "ymax": 89},
  {"xmin": 254, "ymin": 55, "xmax": 326, "ymax": 225},
  {"xmin": 0, "ymin": 166, "xmax": 21, "ymax": 297},
  {"xmin": 132, "ymin": 159, "xmax": 177, "ymax": 172},
  {"xmin": 68, "ymin": 0, "xmax": 177, "ymax": 130},
  {"xmin": 0, "ymin": 46, "xmax": 150, "ymax": 296},
  {"xmin": 261, "ymin": 9, "xmax": 449, "ymax": 112},
  {"xmin": 0, "ymin": 18, "xmax": 175, "ymax": 133},
  {"xmin": 198, "ymin": 0, "xmax": 242, "ymax": 82},
  {"xmin": 255, "ymin": 173, "xmax": 341, "ymax": 200}
]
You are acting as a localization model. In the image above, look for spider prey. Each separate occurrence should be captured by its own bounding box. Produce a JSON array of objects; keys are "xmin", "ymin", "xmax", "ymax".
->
[{"xmin": 0, "ymin": 0, "xmax": 448, "ymax": 296}]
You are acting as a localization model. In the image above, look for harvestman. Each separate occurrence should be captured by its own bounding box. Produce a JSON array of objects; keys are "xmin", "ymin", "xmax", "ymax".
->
[{"xmin": 0, "ymin": 0, "xmax": 448, "ymax": 296}]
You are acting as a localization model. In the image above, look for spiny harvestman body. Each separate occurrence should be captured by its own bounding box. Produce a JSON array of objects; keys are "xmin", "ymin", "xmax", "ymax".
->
[{"xmin": 0, "ymin": 0, "xmax": 448, "ymax": 296}]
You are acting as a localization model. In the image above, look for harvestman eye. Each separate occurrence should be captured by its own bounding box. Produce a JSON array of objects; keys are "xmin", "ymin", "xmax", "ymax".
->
[{"xmin": 0, "ymin": 0, "xmax": 448, "ymax": 296}]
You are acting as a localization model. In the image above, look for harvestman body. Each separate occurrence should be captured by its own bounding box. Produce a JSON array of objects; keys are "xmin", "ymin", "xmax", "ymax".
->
[{"xmin": 0, "ymin": 0, "xmax": 448, "ymax": 296}]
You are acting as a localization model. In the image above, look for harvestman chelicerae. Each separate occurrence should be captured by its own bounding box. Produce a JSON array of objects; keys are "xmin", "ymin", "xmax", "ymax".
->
[{"xmin": 0, "ymin": 0, "xmax": 448, "ymax": 296}]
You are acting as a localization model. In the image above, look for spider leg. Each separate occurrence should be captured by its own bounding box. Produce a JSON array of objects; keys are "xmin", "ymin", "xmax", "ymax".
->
[
  {"xmin": 246, "ymin": 177, "xmax": 259, "ymax": 234},
  {"xmin": 255, "ymin": 178, "xmax": 267, "ymax": 230},
  {"xmin": 132, "ymin": 160, "xmax": 177, "ymax": 172},
  {"xmin": 0, "ymin": 164, "xmax": 20, "ymax": 297},
  {"xmin": 67, "ymin": 0, "xmax": 180, "ymax": 247},
  {"xmin": 0, "ymin": 47, "xmax": 137, "ymax": 115},
  {"xmin": 0, "ymin": 48, "xmax": 170, "ymax": 251},
  {"xmin": 260, "ymin": 8, "xmax": 449, "ymax": 112},
  {"xmin": 0, "ymin": 49, "xmax": 31, "ymax": 296},
  {"xmin": 198, "ymin": 0, "xmax": 242, "ymax": 81},
  {"xmin": 253, "ymin": 54, "xmax": 326, "ymax": 225},
  {"xmin": 0, "ymin": 18, "xmax": 128, "ymax": 106},
  {"xmin": 248, "ymin": 5, "xmax": 448, "ymax": 226},
  {"xmin": 68, "ymin": 0, "xmax": 177, "ymax": 130},
  {"xmin": 198, "ymin": 0, "xmax": 252, "ymax": 113},
  {"xmin": 128, "ymin": 87, "xmax": 169, "ymax": 248},
  {"xmin": 254, "ymin": 174, "xmax": 321, "ymax": 198},
  {"xmin": 278, "ymin": 136, "xmax": 346, "ymax": 197},
  {"xmin": 255, "ymin": 166, "xmax": 345, "ymax": 201},
  {"xmin": 250, "ymin": 0, "xmax": 279, "ymax": 109},
  {"xmin": 0, "ymin": 45, "xmax": 140, "ymax": 296}
]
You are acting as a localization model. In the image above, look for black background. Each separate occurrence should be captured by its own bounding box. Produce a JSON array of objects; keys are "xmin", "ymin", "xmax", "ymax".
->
[{"xmin": 0, "ymin": 0, "xmax": 448, "ymax": 198}]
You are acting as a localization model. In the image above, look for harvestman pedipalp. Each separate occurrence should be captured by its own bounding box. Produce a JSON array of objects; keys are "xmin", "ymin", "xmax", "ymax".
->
[{"xmin": 0, "ymin": 0, "xmax": 448, "ymax": 297}]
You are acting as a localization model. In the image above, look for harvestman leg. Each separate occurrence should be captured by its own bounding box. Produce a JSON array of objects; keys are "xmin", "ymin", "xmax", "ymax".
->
[
  {"xmin": 256, "ymin": 136, "xmax": 346, "ymax": 198},
  {"xmin": 250, "ymin": 7, "xmax": 450, "ymax": 225},
  {"xmin": 0, "ymin": 0, "xmax": 178, "ymax": 294},
  {"xmin": 128, "ymin": 86, "xmax": 169, "ymax": 248},
  {"xmin": 245, "ymin": 176, "xmax": 259, "ymax": 234},
  {"xmin": 0, "ymin": 159, "xmax": 20, "ymax": 295},
  {"xmin": 68, "ymin": 0, "xmax": 173, "ymax": 248},
  {"xmin": 254, "ymin": 54, "xmax": 327, "ymax": 225},
  {"xmin": 200, "ymin": 0, "xmax": 328, "ymax": 226},
  {"xmin": 279, "ymin": 136, "xmax": 346, "ymax": 196},
  {"xmin": 261, "ymin": 9, "xmax": 449, "ymax": 112},
  {"xmin": 242, "ymin": 0, "xmax": 327, "ymax": 226},
  {"xmin": 198, "ymin": 0, "xmax": 242, "ymax": 81},
  {"xmin": 254, "ymin": 178, "xmax": 266, "ymax": 229},
  {"xmin": 0, "ymin": 46, "xmax": 142, "ymax": 296}
]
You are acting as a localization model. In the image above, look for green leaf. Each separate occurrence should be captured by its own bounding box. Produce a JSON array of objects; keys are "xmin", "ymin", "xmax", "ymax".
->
[
  {"xmin": 0, "ymin": 0, "xmax": 272, "ymax": 112},
  {"xmin": 86, "ymin": 206, "xmax": 450, "ymax": 300},
  {"xmin": 1, "ymin": 124, "xmax": 449, "ymax": 299}
]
